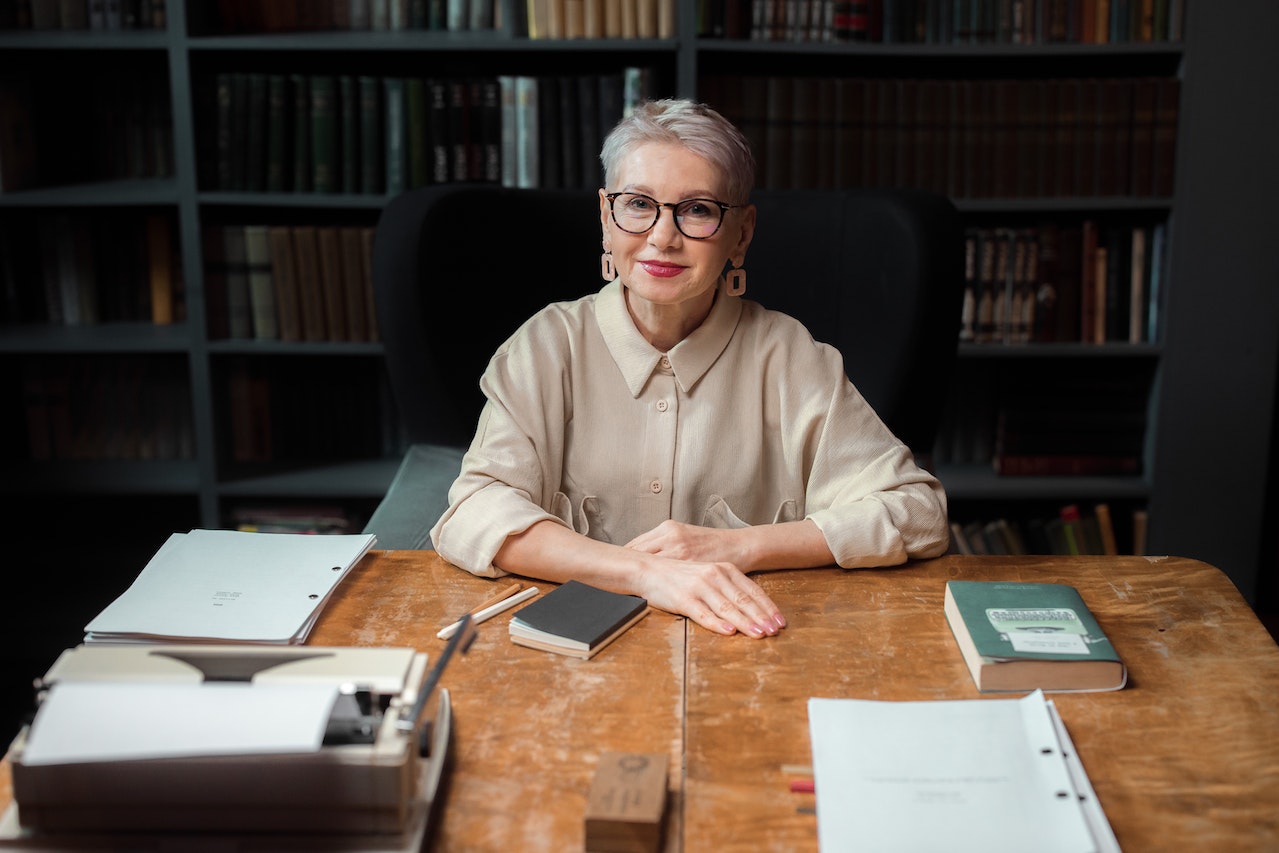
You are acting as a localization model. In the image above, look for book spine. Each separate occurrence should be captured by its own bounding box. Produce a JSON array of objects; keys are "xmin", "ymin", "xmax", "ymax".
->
[
  {"xmin": 310, "ymin": 75, "xmax": 338, "ymax": 193},
  {"xmin": 358, "ymin": 75, "xmax": 384, "ymax": 194}
]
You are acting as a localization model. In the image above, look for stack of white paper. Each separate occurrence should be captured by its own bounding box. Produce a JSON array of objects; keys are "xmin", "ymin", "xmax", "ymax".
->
[
  {"xmin": 84, "ymin": 529, "xmax": 376, "ymax": 645},
  {"xmin": 808, "ymin": 690, "xmax": 1120, "ymax": 853}
]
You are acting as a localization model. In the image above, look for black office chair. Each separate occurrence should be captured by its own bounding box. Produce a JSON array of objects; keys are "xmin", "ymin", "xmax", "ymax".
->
[{"xmin": 363, "ymin": 184, "xmax": 963, "ymax": 549}]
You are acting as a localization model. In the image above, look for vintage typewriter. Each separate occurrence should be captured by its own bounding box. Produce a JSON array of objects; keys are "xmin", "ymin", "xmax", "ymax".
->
[{"xmin": 0, "ymin": 616, "xmax": 475, "ymax": 851}]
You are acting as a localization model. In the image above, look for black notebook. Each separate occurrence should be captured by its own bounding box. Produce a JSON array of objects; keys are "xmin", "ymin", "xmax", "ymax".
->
[{"xmin": 508, "ymin": 581, "xmax": 649, "ymax": 659}]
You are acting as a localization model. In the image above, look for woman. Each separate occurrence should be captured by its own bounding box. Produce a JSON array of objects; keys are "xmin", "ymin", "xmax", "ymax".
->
[{"xmin": 431, "ymin": 99, "xmax": 949, "ymax": 638}]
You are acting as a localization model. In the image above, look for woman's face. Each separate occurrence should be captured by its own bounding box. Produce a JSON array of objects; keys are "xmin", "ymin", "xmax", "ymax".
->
[{"xmin": 599, "ymin": 141, "xmax": 754, "ymax": 317}]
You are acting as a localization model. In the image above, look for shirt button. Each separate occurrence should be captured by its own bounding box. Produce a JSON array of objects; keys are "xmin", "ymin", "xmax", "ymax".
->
[
  {"xmin": 659, "ymin": 356, "xmax": 671, "ymax": 370},
  {"xmin": 656, "ymin": 399, "xmax": 668, "ymax": 412},
  {"xmin": 649, "ymin": 480, "xmax": 662, "ymax": 494}
]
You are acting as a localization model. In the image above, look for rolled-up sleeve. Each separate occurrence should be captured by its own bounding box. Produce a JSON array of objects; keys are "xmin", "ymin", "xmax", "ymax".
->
[{"xmin": 801, "ymin": 373, "xmax": 950, "ymax": 567}]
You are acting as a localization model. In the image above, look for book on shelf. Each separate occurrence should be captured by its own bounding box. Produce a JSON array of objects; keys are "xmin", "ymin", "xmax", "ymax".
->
[
  {"xmin": 202, "ymin": 225, "xmax": 229, "ymax": 338},
  {"xmin": 509, "ymin": 580, "xmax": 649, "ymax": 659},
  {"xmin": 290, "ymin": 73, "xmax": 311, "ymax": 192},
  {"xmin": 426, "ymin": 78, "xmax": 450, "ymax": 185},
  {"xmin": 226, "ymin": 357, "xmax": 271, "ymax": 463},
  {"xmin": 701, "ymin": 74, "xmax": 1176, "ymax": 196},
  {"xmin": 943, "ymin": 580, "xmax": 1127, "ymax": 693},
  {"xmin": 264, "ymin": 74, "xmax": 289, "ymax": 192},
  {"xmin": 267, "ymin": 225, "xmax": 303, "ymax": 342},
  {"xmin": 339, "ymin": 74, "xmax": 359, "ymax": 194},
  {"xmin": 290, "ymin": 225, "xmax": 327, "ymax": 342},
  {"xmin": 243, "ymin": 225, "xmax": 278, "ymax": 340},
  {"xmin": 0, "ymin": 77, "xmax": 39, "ymax": 193},
  {"xmin": 244, "ymin": 72, "xmax": 269, "ymax": 192},
  {"xmin": 383, "ymin": 76, "xmax": 407, "ymax": 195},
  {"xmin": 310, "ymin": 75, "xmax": 338, "ymax": 193},
  {"xmin": 83, "ymin": 529, "xmax": 376, "ymax": 645},
  {"xmin": 316, "ymin": 226, "xmax": 347, "ymax": 341},
  {"xmin": 338, "ymin": 226, "xmax": 370, "ymax": 342},
  {"xmin": 145, "ymin": 213, "xmax": 177, "ymax": 326},
  {"xmin": 220, "ymin": 225, "xmax": 253, "ymax": 339},
  {"xmin": 405, "ymin": 77, "xmax": 428, "ymax": 189},
  {"xmin": 948, "ymin": 501, "xmax": 1143, "ymax": 558},
  {"xmin": 358, "ymin": 75, "xmax": 383, "ymax": 194}
]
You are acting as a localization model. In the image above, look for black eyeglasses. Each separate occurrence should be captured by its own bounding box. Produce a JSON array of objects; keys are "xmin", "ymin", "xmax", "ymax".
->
[{"xmin": 605, "ymin": 192, "xmax": 739, "ymax": 239}]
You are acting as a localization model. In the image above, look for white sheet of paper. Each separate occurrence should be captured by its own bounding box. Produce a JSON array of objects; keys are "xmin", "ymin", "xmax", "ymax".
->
[
  {"xmin": 84, "ymin": 529, "xmax": 375, "ymax": 644},
  {"xmin": 20, "ymin": 681, "xmax": 338, "ymax": 766},
  {"xmin": 808, "ymin": 691, "xmax": 1103, "ymax": 853}
]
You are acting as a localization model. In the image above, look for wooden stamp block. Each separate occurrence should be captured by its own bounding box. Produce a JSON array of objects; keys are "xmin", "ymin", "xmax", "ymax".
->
[{"xmin": 584, "ymin": 751, "xmax": 668, "ymax": 853}]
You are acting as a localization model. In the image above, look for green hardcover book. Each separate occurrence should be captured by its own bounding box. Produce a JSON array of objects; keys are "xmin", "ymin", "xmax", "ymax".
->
[
  {"xmin": 310, "ymin": 75, "xmax": 338, "ymax": 193},
  {"xmin": 944, "ymin": 580, "xmax": 1126, "ymax": 693},
  {"xmin": 383, "ymin": 77, "xmax": 407, "ymax": 195}
]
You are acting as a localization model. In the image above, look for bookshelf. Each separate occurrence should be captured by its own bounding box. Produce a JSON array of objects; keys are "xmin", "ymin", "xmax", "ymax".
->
[{"xmin": 0, "ymin": 0, "xmax": 1275, "ymax": 604}]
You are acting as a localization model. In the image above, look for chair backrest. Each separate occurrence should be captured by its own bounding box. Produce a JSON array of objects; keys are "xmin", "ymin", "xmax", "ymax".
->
[{"xmin": 373, "ymin": 185, "xmax": 963, "ymax": 456}]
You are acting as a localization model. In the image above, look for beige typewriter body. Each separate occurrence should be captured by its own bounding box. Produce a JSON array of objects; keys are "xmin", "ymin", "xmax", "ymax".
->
[{"xmin": 1, "ymin": 644, "xmax": 450, "ymax": 850}]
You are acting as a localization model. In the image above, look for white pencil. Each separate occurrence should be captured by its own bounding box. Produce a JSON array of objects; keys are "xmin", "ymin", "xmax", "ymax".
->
[{"xmin": 437, "ymin": 586, "xmax": 539, "ymax": 640}]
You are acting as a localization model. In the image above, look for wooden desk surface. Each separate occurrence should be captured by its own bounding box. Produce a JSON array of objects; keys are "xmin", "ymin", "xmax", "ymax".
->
[
  {"xmin": 304, "ymin": 550, "xmax": 687, "ymax": 852},
  {"xmin": 3, "ymin": 552, "xmax": 1276, "ymax": 852},
  {"xmin": 685, "ymin": 554, "xmax": 1279, "ymax": 853}
]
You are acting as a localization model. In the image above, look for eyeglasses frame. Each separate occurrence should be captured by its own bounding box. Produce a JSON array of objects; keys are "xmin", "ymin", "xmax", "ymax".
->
[{"xmin": 604, "ymin": 191, "xmax": 740, "ymax": 240}]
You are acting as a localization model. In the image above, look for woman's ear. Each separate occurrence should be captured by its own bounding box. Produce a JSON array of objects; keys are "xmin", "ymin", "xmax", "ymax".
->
[
  {"xmin": 598, "ymin": 188, "xmax": 612, "ymax": 233},
  {"xmin": 732, "ymin": 203, "xmax": 757, "ymax": 260}
]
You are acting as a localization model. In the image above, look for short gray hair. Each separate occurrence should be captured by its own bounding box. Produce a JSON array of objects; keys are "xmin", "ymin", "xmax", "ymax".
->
[{"xmin": 600, "ymin": 99, "xmax": 756, "ymax": 205}]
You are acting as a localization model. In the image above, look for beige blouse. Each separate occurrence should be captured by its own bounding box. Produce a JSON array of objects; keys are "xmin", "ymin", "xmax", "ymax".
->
[{"xmin": 430, "ymin": 280, "xmax": 949, "ymax": 576}]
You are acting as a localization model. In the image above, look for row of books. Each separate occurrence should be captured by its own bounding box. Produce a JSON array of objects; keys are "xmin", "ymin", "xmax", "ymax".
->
[
  {"xmin": 0, "ymin": 70, "xmax": 173, "ymax": 194},
  {"xmin": 702, "ymin": 74, "xmax": 1179, "ymax": 195},
  {"xmin": 199, "ymin": 0, "xmax": 676, "ymax": 37},
  {"xmin": 203, "ymin": 224, "xmax": 378, "ymax": 343},
  {"xmin": 700, "ymin": 0, "xmax": 1185, "ymax": 44},
  {"xmin": 3, "ymin": 0, "xmax": 166, "ymax": 30},
  {"xmin": 201, "ymin": 0, "xmax": 499, "ymax": 33},
  {"xmin": 205, "ymin": 67, "xmax": 652, "ymax": 196},
  {"xmin": 0, "ymin": 212, "xmax": 182, "ymax": 328},
  {"xmin": 960, "ymin": 220, "xmax": 1167, "ymax": 346},
  {"xmin": 524, "ymin": 0, "xmax": 675, "ymax": 38},
  {"xmin": 19, "ymin": 355, "xmax": 195, "ymax": 462},
  {"xmin": 933, "ymin": 360, "xmax": 1153, "ymax": 476},
  {"xmin": 949, "ymin": 503, "xmax": 1149, "ymax": 557},
  {"xmin": 222, "ymin": 356, "xmax": 398, "ymax": 465}
]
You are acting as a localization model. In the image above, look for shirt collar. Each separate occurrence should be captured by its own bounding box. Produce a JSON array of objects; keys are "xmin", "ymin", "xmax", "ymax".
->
[{"xmin": 596, "ymin": 279, "xmax": 743, "ymax": 397}]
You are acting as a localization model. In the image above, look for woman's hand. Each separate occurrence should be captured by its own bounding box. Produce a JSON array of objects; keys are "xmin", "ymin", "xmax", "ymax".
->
[{"xmin": 627, "ymin": 548, "xmax": 785, "ymax": 638}]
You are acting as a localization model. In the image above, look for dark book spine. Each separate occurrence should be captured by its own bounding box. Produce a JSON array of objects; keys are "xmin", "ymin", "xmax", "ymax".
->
[
  {"xmin": 264, "ymin": 74, "xmax": 290, "ymax": 192},
  {"xmin": 290, "ymin": 73, "xmax": 312, "ymax": 192},
  {"xmin": 339, "ymin": 74, "xmax": 359, "ymax": 194},
  {"xmin": 358, "ymin": 75, "xmax": 384, "ymax": 194},
  {"xmin": 310, "ymin": 75, "xmax": 338, "ymax": 193}
]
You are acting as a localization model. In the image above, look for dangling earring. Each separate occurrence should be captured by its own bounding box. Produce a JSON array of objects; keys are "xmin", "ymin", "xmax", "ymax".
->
[
  {"xmin": 725, "ymin": 261, "xmax": 746, "ymax": 296},
  {"xmin": 601, "ymin": 250, "xmax": 617, "ymax": 282}
]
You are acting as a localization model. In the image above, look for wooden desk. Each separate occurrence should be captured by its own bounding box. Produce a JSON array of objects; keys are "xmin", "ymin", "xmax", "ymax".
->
[
  {"xmin": 685, "ymin": 555, "xmax": 1279, "ymax": 853},
  {"xmin": 3, "ymin": 552, "xmax": 1276, "ymax": 851}
]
